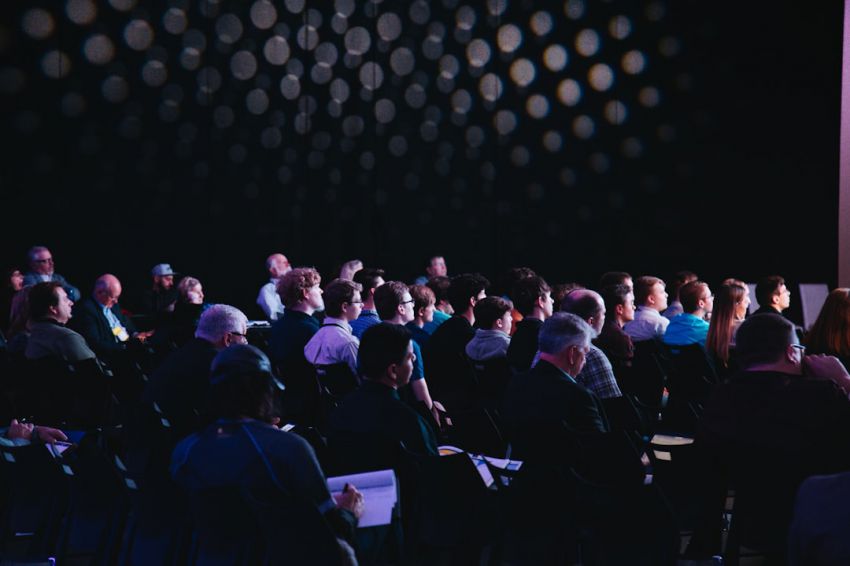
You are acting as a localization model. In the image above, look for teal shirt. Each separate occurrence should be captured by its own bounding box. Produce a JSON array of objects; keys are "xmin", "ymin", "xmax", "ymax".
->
[{"xmin": 662, "ymin": 313, "xmax": 710, "ymax": 346}]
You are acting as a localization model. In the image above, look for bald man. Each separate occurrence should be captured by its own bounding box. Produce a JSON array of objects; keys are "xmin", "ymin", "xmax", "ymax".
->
[
  {"xmin": 257, "ymin": 253, "xmax": 291, "ymax": 321},
  {"xmin": 71, "ymin": 273, "xmax": 152, "ymax": 355}
]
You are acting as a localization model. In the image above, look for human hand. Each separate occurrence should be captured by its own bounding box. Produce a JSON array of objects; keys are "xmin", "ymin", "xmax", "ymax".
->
[
  {"xmin": 33, "ymin": 425, "xmax": 69, "ymax": 444},
  {"xmin": 334, "ymin": 484, "xmax": 365, "ymax": 519},
  {"xmin": 7, "ymin": 419, "xmax": 34, "ymax": 440},
  {"xmin": 133, "ymin": 330, "xmax": 154, "ymax": 343},
  {"xmin": 432, "ymin": 400, "xmax": 452, "ymax": 428},
  {"xmin": 803, "ymin": 354, "xmax": 850, "ymax": 395}
]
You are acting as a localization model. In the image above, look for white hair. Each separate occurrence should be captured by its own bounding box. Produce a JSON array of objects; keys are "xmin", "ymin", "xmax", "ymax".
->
[
  {"xmin": 537, "ymin": 312, "xmax": 594, "ymax": 355},
  {"xmin": 195, "ymin": 304, "xmax": 248, "ymax": 343}
]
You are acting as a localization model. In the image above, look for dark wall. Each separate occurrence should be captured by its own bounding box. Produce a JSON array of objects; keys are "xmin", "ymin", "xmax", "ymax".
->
[{"xmin": 0, "ymin": 0, "xmax": 841, "ymax": 314}]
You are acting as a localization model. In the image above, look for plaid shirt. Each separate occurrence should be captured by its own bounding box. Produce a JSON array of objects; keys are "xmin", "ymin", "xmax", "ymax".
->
[{"xmin": 575, "ymin": 344, "xmax": 622, "ymax": 399}]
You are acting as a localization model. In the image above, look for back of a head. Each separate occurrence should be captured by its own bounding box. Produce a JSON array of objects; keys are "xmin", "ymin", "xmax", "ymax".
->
[
  {"xmin": 447, "ymin": 273, "xmax": 490, "ymax": 313},
  {"xmin": 511, "ymin": 275, "xmax": 550, "ymax": 316},
  {"xmin": 195, "ymin": 304, "xmax": 248, "ymax": 343},
  {"xmin": 278, "ymin": 267, "xmax": 321, "ymax": 308},
  {"xmin": 560, "ymin": 288, "xmax": 603, "ymax": 322},
  {"xmin": 426, "ymin": 276, "xmax": 451, "ymax": 304},
  {"xmin": 323, "ymin": 278, "xmax": 362, "ymax": 318},
  {"xmin": 679, "ymin": 281, "xmax": 708, "ymax": 314},
  {"xmin": 209, "ymin": 344, "xmax": 275, "ymax": 420},
  {"xmin": 599, "ymin": 271, "xmax": 632, "ymax": 289},
  {"xmin": 374, "ymin": 281, "xmax": 408, "ymax": 320},
  {"xmin": 498, "ymin": 267, "xmax": 537, "ymax": 298},
  {"xmin": 755, "ymin": 275, "xmax": 785, "ymax": 307},
  {"xmin": 409, "ymin": 284, "xmax": 435, "ymax": 312},
  {"xmin": 474, "ymin": 296, "xmax": 512, "ymax": 329},
  {"xmin": 551, "ymin": 282, "xmax": 583, "ymax": 312},
  {"xmin": 358, "ymin": 323, "xmax": 411, "ymax": 380},
  {"xmin": 27, "ymin": 281, "xmax": 61, "ymax": 319},
  {"xmin": 735, "ymin": 313, "xmax": 796, "ymax": 367},
  {"xmin": 600, "ymin": 284, "xmax": 631, "ymax": 314},
  {"xmin": 538, "ymin": 312, "xmax": 593, "ymax": 355},
  {"xmin": 634, "ymin": 276, "xmax": 663, "ymax": 305},
  {"xmin": 806, "ymin": 288, "xmax": 850, "ymax": 357},
  {"xmin": 352, "ymin": 267, "xmax": 385, "ymax": 292},
  {"xmin": 668, "ymin": 270, "xmax": 698, "ymax": 300}
]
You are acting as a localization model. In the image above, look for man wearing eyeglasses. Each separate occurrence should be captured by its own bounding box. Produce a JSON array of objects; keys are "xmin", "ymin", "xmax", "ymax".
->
[
  {"xmin": 662, "ymin": 280, "xmax": 714, "ymax": 347},
  {"xmin": 22, "ymin": 245, "xmax": 80, "ymax": 302},
  {"xmin": 304, "ymin": 279, "xmax": 363, "ymax": 378}
]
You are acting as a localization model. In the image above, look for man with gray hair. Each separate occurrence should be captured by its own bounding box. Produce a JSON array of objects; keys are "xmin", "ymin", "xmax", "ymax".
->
[
  {"xmin": 560, "ymin": 289, "xmax": 623, "ymax": 399},
  {"xmin": 143, "ymin": 304, "xmax": 249, "ymax": 438},
  {"xmin": 257, "ymin": 253, "xmax": 291, "ymax": 321},
  {"xmin": 22, "ymin": 245, "xmax": 80, "ymax": 301},
  {"xmin": 503, "ymin": 312, "xmax": 609, "ymax": 436}
]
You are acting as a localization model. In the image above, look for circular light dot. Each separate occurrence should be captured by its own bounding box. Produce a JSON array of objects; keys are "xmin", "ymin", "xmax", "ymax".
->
[
  {"xmin": 280, "ymin": 74, "xmax": 301, "ymax": 99},
  {"xmin": 622, "ymin": 50, "xmax": 646, "ymax": 74},
  {"xmin": 61, "ymin": 92, "xmax": 86, "ymax": 117},
  {"xmin": 494, "ymin": 110, "xmax": 517, "ymax": 135},
  {"xmin": 604, "ymin": 100, "xmax": 627, "ymax": 124},
  {"xmin": 530, "ymin": 11, "xmax": 553, "ymax": 36},
  {"xmin": 404, "ymin": 83, "xmax": 426, "ymax": 108},
  {"xmin": 420, "ymin": 121, "xmax": 438, "ymax": 142},
  {"xmin": 438, "ymin": 55, "xmax": 459, "ymax": 79},
  {"xmin": 66, "ymin": 0, "xmax": 96, "ymax": 25},
  {"xmin": 390, "ymin": 47, "xmax": 415, "ymax": 76},
  {"xmin": 142, "ymin": 60, "xmax": 167, "ymax": 87},
  {"xmin": 197, "ymin": 67, "xmax": 222, "ymax": 94},
  {"xmin": 575, "ymin": 29, "xmax": 599, "ymax": 57},
  {"xmin": 466, "ymin": 39, "xmax": 491, "ymax": 67},
  {"xmin": 335, "ymin": 0, "xmax": 355, "ymax": 17},
  {"xmin": 466, "ymin": 126, "xmax": 485, "ymax": 147},
  {"xmin": 451, "ymin": 89, "xmax": 472, "ymax": 114},
  {"xmin": 609, "ymin": 15, "xmax": 632, "ymax": 39},
  {"xmin": 375, "ymin": 99, "xmax": 396, "ymax": 123},
  {"xmin": 572, "ymin": 115, "xmax": 594, "ymax": 139},
  {"xmin": 287, "ymin": 59, "xmax": 304, "ymax": 77},
  {"xmin": 180, "ymin": 47, "xmax": 202, "ymax": 70},
  {"xmin": 231, "ymin": 51, "xmax": 257, "ymax": 80},
  {"xmin": 216, "ymin": 14, "xmax": 243, "ymax": 44},
  {"xmin": 588, "ymin": 63, "xmax": 614, "ymax": 91},
  {"xmin": 659, "ymin": 37, "xmax": 680, "ymax": 57},
  {"xmin": 264, "ymin": 36, "xmax": 291, "ymax": 65},
  {"xmin": 409, "ymin": 1, "xmax": 430, "ymax": 25},
  {"xmin": 342, "ymin": 115, "xmax": 364, "ymax": 136},
  {"xmin": 509, "ymin": 59, "xmax": 535, "ymax": 87},
  {"xmin": 526, "ymin": 94, "xmax": 549, "ymax": 118},
  {"xmin": 542, "ymin": 131, "xmax": 563, "ymax": 152},
  {"xmin": 315, "ymin": 42, "xmax": 338, "ymax": 66},
  {"xmin": 109, "ymin": 0, "xmax": 136, "ymax": 11},
  {"xmin": 183, "ymin": 29, "xmax": 207, "ymax": 51},
  {"xmin": 511, "ymin": 147, "xmax": 530, "ymax": 167},
  {"xmin": 22, "ymin": 9, "xmax": 55, "ymax": 40},
  {"xmin": 639, "ymin": 86, "xmax": 660, "ymax": 107},
  {"xmin": 345, "ymin": 27, "xmax": 371, "ymax": 55},
  {"xmin": 330, "ymin": 78, "xmax": 350, "ymax": 102},
  {"xmin": 564, "ymin": 0, "xmax": 585, "ymax": 19},
  {"xmin": 41, "ymin": 50, "xmax": 71, "ymax": 79},
  {"xmin": 487, "ymin": 0, "xmax": 507, "ymax": 16},
  {"xmin": 83, "ymin": 35, "xmax": 115, "ymax": 65},
  {"xmin": 422, "ymin": 36, "xmax": 443, "ymax": 60},
  {"xmin": 101, "ymin": 75, "xmax": 128, "ymax": 103},
  {"xmin": 543, "ymin": 45, "xmax": 568, "ymax": 71},
  {"xmin": 246, "ymin": 89, "xmax": 269, "ymax": 114},
  {"xmin": 377, "ymin": 13, "xmax": 402, "ymax": 41},
  {"xmin": 456, "ymin": 6, "xmax": 476, "ymax": 31},
  {"xmin": 285, "ymin": 0, "xmax": 305, "ymax": 14},
  {"xmin": 125, "ymin": 20, "xmax": 154, "ymax": 51},
  {"xmin": 296, "ymin": 25, "xmax": 319, "ymax": 50},
  {"xmin": 163, "ymin": 8, "xmax": 187, "ymax": 34},
  {"xmin": 389, "ymin": 135, "xmax": 408, "ymax": 157},
  {"xmin": 251, "ymin": 0, "xmax": 278, "ymax": 29},
  {"xmin": 359, "ymin": 62, "xmax": 384, "ymax": 90},
  {"xmin": 479, "ymin": 73, "xmax": 503, "ymax": 102},
  {"xmin": 497, "ymin": 24, "xmax": 522, "ymax": 53},
  {"xmin": 311, "ymin": 64, "xmax": 333, "ymax": 84}
]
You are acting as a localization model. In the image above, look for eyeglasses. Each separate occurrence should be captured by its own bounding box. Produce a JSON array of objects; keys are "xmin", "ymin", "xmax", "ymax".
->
[
  {"xmin": 401, "ymin": 299, "xmax": 415, "ymax": 305},
  {"xmin": 348, "ymin": 300, "xmax": 364, "ymax": 305},
  {"xmin": 229, "ymin": 331, "xmax": 248, "ymax": 339},
  {"xmin": 34, "ymin": 258, "xmax": 53, "ymax": 263},
  {"xmin": 791, "ymin": 344, "xmax": 806, "ymax": 354}
]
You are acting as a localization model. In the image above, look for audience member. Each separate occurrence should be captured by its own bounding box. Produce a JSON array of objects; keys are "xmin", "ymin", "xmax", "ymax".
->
[
  {"xmin": 139, "ymin": 263, "xmax": 179, "ymax": 319},
  {"xmin": 662, "ymin": 270, "xmax": 698, "ymax": 320},
  {"xmin": 337, "ymin": 259, "xmax": 363, "ymax": 281},
  {"xmin": 497, "ymin": 267, "xmax": 537, "ymax": 335},
  {"xmin": 705, "ymin": 282, "xmax": 748, "ymax": 371},
  {"xmin": 422, "ymin": 275, "xmax": 453, "ymax": 334},
  {"xmin": 1, "ymin": 267, "xmax": 23, "ymax": 335},
  {"xmin": 22, "ymin": 246, "xmax": 80, "ymax": 302},
  {"xmin": 551, "ymin": 282, "xmax": 584, "ymax": 312},
  {"xmin": 506, "ymin": 275, "xmax": 553, "ymax": 371},
  {"xmin": 72, "ymin": 274, "xmax": 151, "ymax": 356},
  {"xmin": 805, "ymin": 288, "xmax": 850, "ymax": 370},
  {"xmin": 413, "ymin": 255, "xmax": 448, "ymax": 285},
  {"xmin": 788, "ymin": 471, "xmax": 850, "ymax": 566},
  {"xmin": 350, "ymin": 268, "xmax": 385, "ymax": 339},
  {"xmin": 426, "ymin": 273, "xmax": 489, "ymax": 374},
  {"xmin": 594, "ymin": 284, "xmax": 635, "ymax": 375},
  {"xmin": 303, "ymin": 279, "xmax": 363, "ymax": 377},
  {"xmin": 465, "ymin": 296, "xmax": 513, "ymax": 362},
  {"xmin": 256, "ymin": 253, "xmax": 291, "ymax": 321},
  {"xmin": 561, "ymin": 289, "xmax": 622, "ymax": 399},
  {"xmin": 663, "ymin": 281, "xmax": 713, "ymax": 346},
  {"xmin": 623, "ymin": 276, "xmax": 669, "ymax": 341},
  {"xmin": 406, "ymin": 284, "xmax": 435, "ymax": 349},
  {"xmin": 268, "ymin": 268, "xmax": 323, "ymax": 377},
  {"xmin": 25, "ymin": 281, "xmax": 95, "ymax": 362},
  {"xmin": 753, "ymin": 274, "xmax": 791, "ymax": 316},
  {"xmin": 2, "ymin": 419, "xmax": 68, "ymax": 446},
  {"xmin": 329, "ymin": 323, "xmax": 438, "ymax": 457},
  {"xmin": 598, "ymin": 271, "xmax": 633, "ymax": 291},
  {"xmin": 164, "ymin": 276, "xmax": 209, "ymax": 346},
  {"xmin": 6, "ymin": 286, "xmax": 31, "ymax": 353}
]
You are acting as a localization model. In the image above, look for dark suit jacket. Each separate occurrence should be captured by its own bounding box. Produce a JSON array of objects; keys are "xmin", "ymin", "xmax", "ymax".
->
[
  {"xmin": 71, "ymin": 296, "xmax": 137, "ymax": 354},
  {"xmin": 506, "ymin": 318, "xmax": 542, "ymax": 372}
]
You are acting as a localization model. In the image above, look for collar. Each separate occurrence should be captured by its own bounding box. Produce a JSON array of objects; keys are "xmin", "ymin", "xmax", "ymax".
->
[
  {"xmin": 536, "ymin": 359, "xmax": 577, "ymax": 384},
  {"xmin": 361, "ymin": 380, "xmax": 400, "ymax": 398},
  {"xmin": 322, "ymin": 317, "xmax": 352, "ymax": 331}
]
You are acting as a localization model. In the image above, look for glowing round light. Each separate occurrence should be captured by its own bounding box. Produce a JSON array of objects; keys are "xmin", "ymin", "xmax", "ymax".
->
[
  {"xmin": 487, "ymin": 0, "xmax": 508, "ymax": 16},
  {"xmin": 102, "ymin": 75, "xmax": 128, "ymax": 103},
  {"xmin": 497, "ymin": 24, "xmax": 522, "ymax": 53},
  {"xmin": 297, "ymin": 25, "xmax": 319, "ymax": 50},
  {"xmin": 494, "ymin": 110, "xmax": 517, "ymax": 135},
  {"xmin": 377, "ymin": 13, "xmax": 402, "ymax": 41},
  {"xmin": 409, "ymin": 0, "xmax": 430, "ymax": 25},
  {"xmin": 375, "ymin": 99, "xmax": 396, "ymax": 123},
  {"xmin": 287, "ymin": 59, "xmax": 304, "ymax": 78},
  {"xmin": 389, "ymin": 136, "xmax": 408, "ymax": 157},
  {"xmin": 315, "ymin": 42, "xmax": 338, "ymax": 66},
  {"xmin": 359, "ymin": 62, "xmax": 384, "ymax": 90},
  {"xmin": 466, "ymin": 39, "xmax": 491, "ymax": 68},
  {"xmin": 109, "ymin": 0, "xmax": 136, "ymax": 10},
  {"xmin": 404, "ymin": 83, "xmax": 426, "ymax": 108},
  {"xmin": 183, "ymin": 29, "xmax": 206, "ymax": 51},
  {"xmin": 246, "ymin": 89, "xmax": 269, "ymax": 114},
  {"xmin": 564, "ymin": 0, "xmax": 585, "ymax": 20},
  {"xmin": 572, "ymin": 115, "xmax": 594, "ymax": 139},
  {"xmin": 466, "ymin": 126, "xmax": 485, "ymax": 147},
  {"xmin": 216, "ymin": 14, "xmax": 243, "ymax": 44},
  {"xmin": 588, "ymin": 63, "xmax": 614, "ymax": 91},
  {"xmin": 83, "ymin": 35, "xmax": 115, "ymax": 65},
  {"xmin": 250, "ymin": 0, "xmax": 278, "ymax": 29},
  {"xmin": 331, "ymin": 14, "xmax": 348, "ymax": 34},
  {"xmin": 66, "ymin": 0, "xmax": 96, "ymax": 25},
  {"xmin": 345, "ymin": 27, "xmax": 371, "ymax": 55},
  {"xmin": 180, "ymin": 47, "xmax": 202, "ymax": 70},
  {"xmin": 125, "ymin": 20, "xmax": 154, "ymax": 51},
  {"xmin": 511, "ymin": 147, "xmax": 530, "ymax": 167},
  {"xmin": 335, "ymin": 0, "xmax": 355, "ymax": 18},
  {"xmin": 639, "ymin": 86, "xmax": 660, "ymax": 107},
  {"xmin": 575, "ymin": 29, "xmax": 599, "ymax": 57},
  {"xmin": 285, "ymin": 0, "xmax": 305, "ymax": 14},
  {"xmin": 509, "ymin": 59, "xmax": 535, "ymax": 87},
  {"xmin": 479, "ymin": 73, "xmax": 503, "ymax": 102},
  {"xmin": 197, "ymin": 67, "xmax": 222, "ymax": 94},
  {"xmin": 659, "ymin": 37, "xmax": 681, "ymax": 57},
  {"xmin": 543, "ymin": 131, "xmax": 563, "ymax": 152},
  {"xmin": 311, "ymin": 64, "xmax": 333, "ymax": 84},
  {"xmin": 439, "ymin": 55, "xmax": 459, "ymax": 79},
  {"xmin": 622, "ymin": 50, "xmax": 646, "ymax": 75},
  {"xmin": 609, "ymin": 15, "xmax": 631, "ymax": 39},
  {"xmin": 231, "ymin": 51, "xmax": 257, "ymax": 80},
  {"xmin": 330, "ymin": 78, "xmax": 350, "ymax": 102},
  {"xmin": 280, "ymin": 74, "xmax": 301, "ymax": 99},
  {"xmin": 526, "ymin": 94, "xmax": 549, "ymax": 119},
  {"xmin": 264, "ymin": 36, "xmax": 291, "ymax": 65},
  {"xmin": 604, "ymin": 100, "xmax": 627, "ymax": 124},
  {"xmin": 41, "ymin": 50, "xmax": 71, "ymax": 79},
  {"xmin": 451, "ymin": 89, "xmax": 472, "ymax": 114},
  {"xmin": 422, "ymin": 36, "xmax": 443, "ymax": 60},
  {"xmin": 420, "ymin": 121, "xmax": 437, "ymax": 142},
  {"xmin": 456, "ymin": 6, "xmax": 476, "ymax": 31},
  {"xmin": 530, "ymin": 11, "xmax": 553, "ymax": 36},
  {"xmin": 342, "ymin": 115, "xmax": 364, "ymax": 136},
  {"xmin": 22, "ymin": 9, "xmax": 55, "ymax": 40},
  {"xmin": 543, "ymin": 45, "xmax": 568, "ymax": 71},
  {"xmin": 390, "ymin": 47, "xmax": 415, "ymax": 76},
  {"xmin": 142, "ymin": 60, "xmax": 167, "ymax": 87}
]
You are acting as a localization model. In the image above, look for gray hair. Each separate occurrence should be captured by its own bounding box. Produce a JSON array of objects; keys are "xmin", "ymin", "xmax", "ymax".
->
[
  {"xmin": 27, "ymin": 246, "xmax": 49, "ymax": 261},
  {"xmin": 195, "ymin": 304, "xmax": 248, "ymax": 342},
  {"xmin": 538, "ymin": 312, "xmax": 594, "ymax": 355}
]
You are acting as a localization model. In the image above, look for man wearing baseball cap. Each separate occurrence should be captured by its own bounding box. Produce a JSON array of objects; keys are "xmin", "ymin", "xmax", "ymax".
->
[{"xmin": 139, "ymin": 263, "xmax": 179, "ymax": 320}]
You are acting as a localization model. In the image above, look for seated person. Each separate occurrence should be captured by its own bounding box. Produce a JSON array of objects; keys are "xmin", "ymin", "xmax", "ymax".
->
[
  {"xmin": 257, "ymin": 253, "xmax": 291, "ymax": 321},
  {"xmin": 25, "ymin": 281, "xmax": 96, "ymax": 362},
  {"xmin": 405, "ymin": 284, "xmax": 435, "ymax": 350},
  {"xmin": 506, "ymin": 275, "xmax": 554, "ymax": 371},
  {"xmin": 171, "ymin": 344, "xmax": 364, "ymax": 547},
  {"xmin": 139, "ymin": 263, "xmax": 179, "ymax": 320},
  {"xmin": 22, "ymin": 246, "xmax": 80, "ymax": 302},
  {"xmin": 594, "ymin": 284, "xmax": 635, "ymax": 376},
  {"xmin": 465, "ymin": 296, "xmax": 513, "ymax": 362},
  {"xmin": 329, "ymin": 323, "xmax": 438, "ymax": 457},
  {"xmin": 304, "ymin": 279, "xmax": 363, "ymax": 378},
  {"xmin": 350, "ymin": 268, "xmax": 385, "ymax": 339},
  {"xmin": 663, "ymin": 281, "xmax": 713, "ymax": 347},
  {"xmin": 422, "ymin": 276, "xmax": 453, "ymax": 334},
  {"xmin": 623, "ymin": 276, "xmax": 669, "ymax": 342},
  {"xmin": 2, "ymin": 419, "xmax": 67, "ymax": 446},
  {"xmin": 71, "ymin": 274, "xmax": 152, "ymax": 356}
]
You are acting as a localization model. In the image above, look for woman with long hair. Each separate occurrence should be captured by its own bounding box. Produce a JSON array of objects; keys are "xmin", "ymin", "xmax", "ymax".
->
[
  {"xmin": 706, "ymin": 282, "xmax": 750, "ymax": 372},
  {"xmin": 805, "ymin": 288, "xmax": 850, "ymax": 370}
]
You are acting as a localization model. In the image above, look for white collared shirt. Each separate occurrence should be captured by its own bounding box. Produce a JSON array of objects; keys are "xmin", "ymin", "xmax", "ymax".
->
[
  {"xmin": 623, "ymin": 306, "xmax": 670, "ymax": 341},
  {"xmin": 303, "ymin": 317, "xmax": 360, "ymax": 375},
  {"xmin": 257, "ymin": 279, "xmax": 284, "ymax": 321}
]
